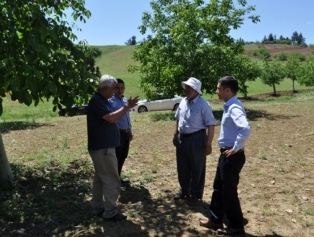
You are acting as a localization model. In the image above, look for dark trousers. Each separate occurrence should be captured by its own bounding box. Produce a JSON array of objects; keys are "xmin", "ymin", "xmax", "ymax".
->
[
  {"xmin": 209, "ymin": 151, "xmax": 246, "ymax": 229},
  {"xmin": 175, "ymin": 130, "xmax": 206, "ymax": 199},
  {"xmin": 115, "ymin": 131, "xmax": 130, "ymax": 177}
]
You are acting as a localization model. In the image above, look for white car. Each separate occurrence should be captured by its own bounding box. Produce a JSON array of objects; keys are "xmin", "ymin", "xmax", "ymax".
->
[{"xmin": 132, "ymin": 94, "xmax": 183, "ymax": 113}]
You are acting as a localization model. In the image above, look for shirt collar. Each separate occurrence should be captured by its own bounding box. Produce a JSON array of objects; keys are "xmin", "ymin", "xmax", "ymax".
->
[
  {"xmin": 113, "ymin": 94, "xmax": 124, "ymax": 99},
  {"xmin": 224, "ymin": 95, "xmax": 237, "ymax": 108},
  {"xmin": 185, "ymin": 95, "xmax": 200, "ymax": 104}
]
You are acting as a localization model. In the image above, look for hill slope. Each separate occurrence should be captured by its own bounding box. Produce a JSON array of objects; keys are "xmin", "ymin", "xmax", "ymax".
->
[
  {"xmin": 93, "ymin": 45, "xmax": 141, "ymax": 98},
  {"xmin": 94, "ymin": 44, "xmax": 313, "ymax": 98},
  {"xmin": 244, "ymin": 44, "xmax": 312, "ymax": 59}
]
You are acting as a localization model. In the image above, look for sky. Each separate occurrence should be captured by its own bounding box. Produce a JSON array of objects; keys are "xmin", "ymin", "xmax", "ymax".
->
[{"xmin": 68, "ymin": 0, "xmax": 314, "ymax": 46}]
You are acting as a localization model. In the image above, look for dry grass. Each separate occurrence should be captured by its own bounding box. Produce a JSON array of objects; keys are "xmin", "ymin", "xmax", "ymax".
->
[{"xmin": 1, "ymin": 91, "xmax": 314, "ymax": 237}]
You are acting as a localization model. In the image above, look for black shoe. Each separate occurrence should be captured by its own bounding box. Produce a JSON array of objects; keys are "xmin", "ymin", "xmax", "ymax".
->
[
  {"xmin": 121, "ymin": 178, "xmax": 130, "ymax": 184},
  {"xmin": 104, "ymin": 212, "xmax": 127, "ymax": 221},
  {"xmin": 93, "ymin": 210, "xmax": 104, "ymax": 217},
  {"xmin": 187, "ymin": 196, "xmax": 200, "ymax": 206},
  {"xmin": 217, "ymin": 227, "xmax": 245, "ymax": 235},
  {"xmin": 174, "ymin": 192, "xmax": 190, "ymax": 200}
]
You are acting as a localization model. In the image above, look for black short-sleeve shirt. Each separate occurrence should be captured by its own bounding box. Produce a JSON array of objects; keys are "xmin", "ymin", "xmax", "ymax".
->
[{"xmin": 87, "ymin": 92, "xmax": 120, "ymax": 150}]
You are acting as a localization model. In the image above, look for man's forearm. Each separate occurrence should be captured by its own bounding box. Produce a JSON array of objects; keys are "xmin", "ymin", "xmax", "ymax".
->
[
  {"xmin": 174, "ymin": 121, "xmax": 179, "ymax": 136},
  {"xmin": 206, "ymin": 125, "xmax": 215, "ymax": 145},
  {"xmin": 103, "ymin": 105, "xmax": 130, "ymax": 123}
]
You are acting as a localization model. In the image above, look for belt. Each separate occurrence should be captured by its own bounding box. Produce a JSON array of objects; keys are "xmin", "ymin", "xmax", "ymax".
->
[
  {"xmin": 180, "ymin": 129, "xmax": 205, "ymax": 137},
  {"xmin": 119, "ymin": 129, "xmax": 130, "ymax": 133},
  {"xmin": 220, "ymin": 148, "xmax": 244, "ymax": 153}
]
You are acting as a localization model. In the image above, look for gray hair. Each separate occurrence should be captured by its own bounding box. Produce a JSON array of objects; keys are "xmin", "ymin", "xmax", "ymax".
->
[{"xmin": 98, "ymin": 74, "xmax": 117, "ymax": 89}]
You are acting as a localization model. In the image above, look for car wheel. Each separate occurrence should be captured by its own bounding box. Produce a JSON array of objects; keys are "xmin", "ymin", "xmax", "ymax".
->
[
  {"xmin": 173, "ymin": 103, "xmax": 179, "ymax": 111},
  {"xmin": 138, "ymin": 106, "xmax": 148, "ymax": 113}
]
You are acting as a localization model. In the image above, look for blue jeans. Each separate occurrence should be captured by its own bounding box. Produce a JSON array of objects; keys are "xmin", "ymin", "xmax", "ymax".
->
[{"xmin": 209, "ymin": 151, "xmax": 246, "ymax": 229}]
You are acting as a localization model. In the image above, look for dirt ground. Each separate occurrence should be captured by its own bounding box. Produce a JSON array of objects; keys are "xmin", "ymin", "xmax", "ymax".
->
[
  {"xmin": 1, "ymin": 90, "xmax": 314, "ymax": 237},
  {"xmin": 244, "ymin": 44, "xmax": 312, "ymax": 59},
  {"xmin": 263, "ymin": 44, "xmax": 312, "ymax": 57}
]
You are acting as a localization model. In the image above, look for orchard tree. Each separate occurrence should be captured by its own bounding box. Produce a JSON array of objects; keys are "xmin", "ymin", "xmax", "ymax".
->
[
  {"xmin": 297, "ymin": 47, "xmax": 314, "ymax": 86},
  {"xmin": 0, "ymin": 0, "xmax": 95, "ymax": 180},
  {"xmin": 285, "ymin": 53, "xmax": 302, "ymax": 92},
  {"xmin": 232, "ymin": 55, "xmax": 260, "ymax": 98},
  {"xmin": 260, "ymin": 61, "xmax": 285, "ymax": 95},
  {"xmin": 129, "ymin": 0, "xmax": 259, "ymax": 98}
]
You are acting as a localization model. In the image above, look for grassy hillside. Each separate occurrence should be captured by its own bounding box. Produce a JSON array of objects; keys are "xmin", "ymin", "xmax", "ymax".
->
[
  {"xmin": 93, "ymin": 45, "xmax": 142, "ymax": 98},
  {"xmin": 94, "ymin": 44, "xmax": 313, "ymax": 99},
  {"xmin": 244, "ymin": 44, "xmax": 312, "ymax": 60}
]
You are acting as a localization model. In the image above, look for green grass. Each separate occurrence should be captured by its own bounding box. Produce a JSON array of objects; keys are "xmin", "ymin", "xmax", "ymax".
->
[
  {"xmin": 1, "ymin": 97, "xmax": 57, "ymax": 121},
  {"xmin": 94, "ymin": 45, "xmax": 141, "ymax": 98},
  {"xmin": 244, "ymin": 78, "xmax": 310, "ymax": 96}
]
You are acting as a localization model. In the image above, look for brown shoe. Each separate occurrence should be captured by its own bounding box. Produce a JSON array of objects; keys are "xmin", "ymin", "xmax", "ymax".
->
[
  {"xmin": 217, "ymin": 227, "xmax": 245, "ymax": 235},
  {"xmin": 199, "ymin": 219, "xmax": 223, "ymax": 230}
]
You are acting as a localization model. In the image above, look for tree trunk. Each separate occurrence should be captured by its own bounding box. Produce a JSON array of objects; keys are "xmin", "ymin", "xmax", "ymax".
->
[
  {"xmin": 292, "ymin": 79, "xmax": 295, "ymax": 92},
  {"xmin": 0, "ymin": 132, "xmax": 14, "ymax": 180},
  {"xmin": 243, "ymin": 83, "xmax": 248, "ymax": 98},
  {"xmin": 272, "ymin": 83, "xmax": 277, "ymax": 95}
]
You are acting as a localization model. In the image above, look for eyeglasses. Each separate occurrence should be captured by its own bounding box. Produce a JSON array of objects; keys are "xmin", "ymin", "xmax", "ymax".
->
[{"xmin": 115, "ymin": 87, "xmax": 125, "ymax": 90}]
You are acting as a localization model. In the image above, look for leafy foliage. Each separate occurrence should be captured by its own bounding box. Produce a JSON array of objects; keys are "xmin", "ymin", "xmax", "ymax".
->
[
  {"xmin": 0, "ymin": 0, "xmax": 97, "ymax": 116},
  {"xmin": 257, "ymin": 48, "xmax": 271, "ymax": 61},
  {"xmin": 261, "ymin": 31, "xmax": 306, "ymax": 46},
  {"xmin": 129, "ymin": 0, "xmax": 259, "ymax": 98},
  {"xmin": 291, "ymin": 31, "xmax": 306, "ymax": 45},
  {"xmin": 260, "ymin": 61, "xmax": 285, "ymax": 95},
  {"xmin": 297, "ymin": 47, "xmax": 314, "ymax": 86},
  {"xmin": 285, "ymin": 53, "xmax": 302, "ymax": 91},
  {"xmin": 232, "ymin": 55, "xmax": 260, "ymax": 97},
  {"xmin": 274, "ymin": 52, "xmax": 288, "ymax": 62},
  {"xmin": 125, "ymin": 36, "xmax": 137, "ymax": 45}
]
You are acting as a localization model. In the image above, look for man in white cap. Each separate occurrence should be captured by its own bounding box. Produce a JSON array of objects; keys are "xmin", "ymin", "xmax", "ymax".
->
[{"xmin": 173, "ymin": 77, "xmax": 216, "ymax": 206}]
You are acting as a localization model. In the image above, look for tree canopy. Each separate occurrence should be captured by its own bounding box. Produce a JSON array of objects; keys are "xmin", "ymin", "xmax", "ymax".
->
[
  {"xmin": 291, "ymin": 31, "xmax": 306, "ymax": 45},
  {"xmin": 129, "ymin": 0, "xmax": 259, "ymax": 98},
  {"xmin": 297, "ymin": 47, "xmax": 314, "ymax": 87},
  {"xmin": 285, "ymin": 53, "xmax": 302, "ymax": 91},
  {"xmin": 0, "ymin": 0, "xmax": 96, "ymax": 116},
  {"xmin": 232, "ymin": 55, "xmax": 260, "ymax": 98},
  {"xmin": 260, "ymin": 61, "xmax": 285, "ymax": 95},
  {"xmin": 125, "ymin": 36, "xmax": 137, "ymax": 45}
]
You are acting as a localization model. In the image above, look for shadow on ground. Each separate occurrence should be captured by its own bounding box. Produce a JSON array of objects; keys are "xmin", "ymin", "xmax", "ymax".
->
[
  {"xmin": 213, "ymin": 109, "xmax": 297, "ymax": 123},
  {"xmin": 0, "ymin": 159, "xmax": 286, "ymax": 237},
  {"xmin": 0, "ymin": 121, "xmax": 53, "ymax": 134}
]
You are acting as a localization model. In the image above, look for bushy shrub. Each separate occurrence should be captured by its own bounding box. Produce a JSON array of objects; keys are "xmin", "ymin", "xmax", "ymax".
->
[
  {"xmin": 290, "ymin": 53, "xmax": 306, "ymax": 62},
  {"xmin": 274, "ymin": 52, "xmax": 288, "ymax": 61},
  {"xmin": 258, "ymin": 48, "xmax": 271, "ymax": 60},
  {"xmin": 262, "ymin": 41, "xmax": 275, "ymax": 44},
  {"xmin": 276, "ymin": 40, "xmax": 292, "ymax": 45}
]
